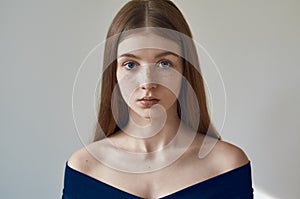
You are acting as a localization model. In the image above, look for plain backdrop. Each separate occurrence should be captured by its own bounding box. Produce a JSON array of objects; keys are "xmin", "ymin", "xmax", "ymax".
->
[{"xmin": 1, "ymin": 0, "xmax": 299, "ymax": 198}]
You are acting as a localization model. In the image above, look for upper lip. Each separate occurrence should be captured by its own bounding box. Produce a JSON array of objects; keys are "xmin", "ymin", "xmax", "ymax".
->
[{"xmin": 138, "ymin": 96, "xmax": 159, "ymax": 101}]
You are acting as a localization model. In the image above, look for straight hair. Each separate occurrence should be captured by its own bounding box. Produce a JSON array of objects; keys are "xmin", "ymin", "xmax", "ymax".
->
[{"xmin": 94, "ymin": 0, "xmax": 220, "ymax": 141}]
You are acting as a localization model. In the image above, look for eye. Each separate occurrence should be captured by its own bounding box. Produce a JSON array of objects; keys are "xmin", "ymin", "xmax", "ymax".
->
[
  {"xmin": 157, "ymin": 60, "xmax": 172, "ymax": 68},
  {"xmin": 123, "ymin": 61, "xmax": 136, "ymax": 70}
]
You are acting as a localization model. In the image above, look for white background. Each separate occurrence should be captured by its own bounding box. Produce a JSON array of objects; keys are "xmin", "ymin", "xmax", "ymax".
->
[{"xmin": 0, "ymin": 0, "xmax": 299, "ymax": 198}]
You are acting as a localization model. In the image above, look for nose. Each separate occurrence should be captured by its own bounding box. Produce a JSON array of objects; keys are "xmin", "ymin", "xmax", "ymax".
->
[
  {"xmin": 141, "ymin": 82, "xmax": 158, "ymax": 90},
  {"xmin": 139, "ymin": 66, "xmax": 158, "ymax": 90}
]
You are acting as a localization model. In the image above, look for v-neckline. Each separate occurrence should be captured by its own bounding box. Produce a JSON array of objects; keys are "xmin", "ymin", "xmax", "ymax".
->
[{"xmin": 66, "ymin": 161, "xmax": 250, "ymax": 198}]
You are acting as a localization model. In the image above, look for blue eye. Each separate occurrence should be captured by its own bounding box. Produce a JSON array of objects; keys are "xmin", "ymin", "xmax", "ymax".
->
[
  {"xmin": 124, "ymin": 62, "xmax": 136, "ymax": 70},
  {"xmin": 158, "ymin": 60, "xmax": 171, "ymax": 68}
]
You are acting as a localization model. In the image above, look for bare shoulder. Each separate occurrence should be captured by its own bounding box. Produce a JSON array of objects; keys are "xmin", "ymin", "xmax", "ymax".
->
[
  {"xmin": 210, "ymin": 139, "xmax": 250, "ymax": 172},
  {"xmin": 67, "ymin": 147, "xmax": 92, "ymax": 173},
  {"xmin": 67, "ymin": 141, "xmax": 102, "ymax": 174}
]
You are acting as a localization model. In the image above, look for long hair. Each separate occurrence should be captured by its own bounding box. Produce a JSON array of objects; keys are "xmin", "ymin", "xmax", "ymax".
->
[{"xmin": 94, "ymin": 0, "xmax": 220, "ymax": 141}]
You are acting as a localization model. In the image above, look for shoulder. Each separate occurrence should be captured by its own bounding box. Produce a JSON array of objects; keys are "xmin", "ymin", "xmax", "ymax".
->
[
  {"xmin": 67, "ymin": 147, "xmax": 91, "ymax": 173},
  {"xmin": 192, "ymin": 134, "xmax": 249, "ymax": 172},
  {"xmin": 67, "ymin": 143, "xmax": 100, "ymax": 174},
  {"xmin": 210, "ymin": 139, "xmax": 250, "ymax": 172}
]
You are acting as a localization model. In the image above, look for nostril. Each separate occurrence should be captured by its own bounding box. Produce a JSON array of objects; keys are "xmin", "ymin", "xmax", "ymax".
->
[{"xmin": 141, "ymin": 83, "xmax": 157, "ymax": 90}]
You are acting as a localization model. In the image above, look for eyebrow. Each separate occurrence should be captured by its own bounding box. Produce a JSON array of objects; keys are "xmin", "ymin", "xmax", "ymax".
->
[{"xmin": 117, "ymin": 51, "xmax": 180, "ymax": 59}]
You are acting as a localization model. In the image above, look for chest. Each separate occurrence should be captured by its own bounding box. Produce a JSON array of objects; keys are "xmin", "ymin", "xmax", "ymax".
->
[{"xmin": 88, "ymin": 159, "xmax": 215, "ymax": 198}]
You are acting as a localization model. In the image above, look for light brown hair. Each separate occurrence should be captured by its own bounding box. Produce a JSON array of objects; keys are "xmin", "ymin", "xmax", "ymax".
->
[{"xmin": 94, "ymin": 0, "xmax": 220, "ymax": 141}]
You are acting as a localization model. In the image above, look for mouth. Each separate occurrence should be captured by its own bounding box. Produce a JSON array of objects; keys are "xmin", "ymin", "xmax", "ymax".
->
[{"xmin": 137, "ymin": 96, "xmax": 160, "ymax": 107}]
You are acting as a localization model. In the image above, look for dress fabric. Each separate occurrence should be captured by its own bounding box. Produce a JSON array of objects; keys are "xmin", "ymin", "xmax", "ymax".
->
[{"xmin": 62, "ymin": 161, "xmax": 253, "ymax": 199}]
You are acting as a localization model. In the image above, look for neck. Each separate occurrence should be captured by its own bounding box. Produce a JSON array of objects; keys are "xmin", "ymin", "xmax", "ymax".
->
[{"xmin": 118, "ymin": 106, "xmax": 181, "ymax": 153}]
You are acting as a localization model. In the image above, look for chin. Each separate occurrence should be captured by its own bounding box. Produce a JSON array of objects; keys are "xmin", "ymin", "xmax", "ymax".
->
[{"xmin": 131, "ymin": 108, "xmax": 161, "ymax": 120}]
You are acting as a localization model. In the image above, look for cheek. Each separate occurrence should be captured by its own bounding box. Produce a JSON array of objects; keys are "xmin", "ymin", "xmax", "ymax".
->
[
  {"xmin": 116, "ymin": 71, "xmax": 139, "ymax": 104},
  {"xmin": 158, "ymin": 73, "xmax": 182, "ymax": 97}
]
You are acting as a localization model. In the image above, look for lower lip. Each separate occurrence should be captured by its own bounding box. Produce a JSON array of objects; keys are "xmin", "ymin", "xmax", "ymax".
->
[{"xmin": 138, "ymin": 99, "xmax": 160, "ymax": 107}]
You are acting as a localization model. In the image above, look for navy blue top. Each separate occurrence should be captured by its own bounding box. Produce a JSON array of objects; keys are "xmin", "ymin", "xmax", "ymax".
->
[{"xmin": 62, "ymin": 162, "xmax": 253, "ymax": 199}]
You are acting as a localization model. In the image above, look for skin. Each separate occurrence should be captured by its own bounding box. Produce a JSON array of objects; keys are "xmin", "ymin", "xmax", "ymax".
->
[
  {"xmin": 68, "ymin": 33, "xmax": 249, "ymax": 198},
  {"xmin": 115, "ymin": 32, "xmax": 183, "ymax": 151}
]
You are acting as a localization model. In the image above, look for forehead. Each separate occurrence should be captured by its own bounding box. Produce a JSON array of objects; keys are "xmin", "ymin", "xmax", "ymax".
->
[{"xmin": 117, "ymin": 32, "xmax": 182, "ymax": 57}]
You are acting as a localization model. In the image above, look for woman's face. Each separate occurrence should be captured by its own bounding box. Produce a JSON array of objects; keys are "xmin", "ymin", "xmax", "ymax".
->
[{"xmin": 116, "ymin": 32, "xmax": 183, "ymax": 119}]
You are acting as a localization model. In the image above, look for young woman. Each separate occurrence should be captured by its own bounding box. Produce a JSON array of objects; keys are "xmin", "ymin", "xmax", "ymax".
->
[{"xmin": 62, "ymin": 0, "xmax": 253, "ymax": 198}]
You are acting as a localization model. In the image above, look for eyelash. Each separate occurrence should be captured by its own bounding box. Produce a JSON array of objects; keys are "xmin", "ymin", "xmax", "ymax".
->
[
  {"xmin": 157, "ymin": 60, "xmax": 172, "ymax": 68},
  {"xmin": 123, "ymin": 61, "xmax": 137, "ymax": 70},
  {"xmin": 122, "ymin": 60, "xmax": 173, "ymax": 70}
]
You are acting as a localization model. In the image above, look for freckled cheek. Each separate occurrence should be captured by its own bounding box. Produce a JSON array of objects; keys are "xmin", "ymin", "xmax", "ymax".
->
[
  {"xmin": 117, "ymin": 72, "xmax": 140, "ymax": 104},
  {"xmin": 159, "ymin": 74, "xmax": 182, "ymax": 97},
  {"xmin": 117, "ymin": 69, "xmax": 182, "ymax": 104}
]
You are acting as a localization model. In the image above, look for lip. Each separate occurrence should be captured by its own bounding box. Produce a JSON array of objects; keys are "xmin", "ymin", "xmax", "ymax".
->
[
  {"xmin": 138, "ymin": 96, "xmax": 159, "ymax": 101},
  {"xmin": 137, "ymin": 96, "xmax": 160, "ymax": 107}
]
